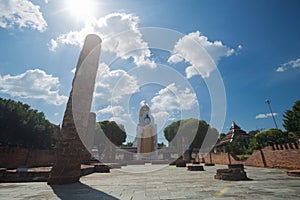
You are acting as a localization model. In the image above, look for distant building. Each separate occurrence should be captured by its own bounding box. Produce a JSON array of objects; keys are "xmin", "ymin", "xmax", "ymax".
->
[{"xmin": 213, "ymin": 121, "xmax": 248, "ymax": 153}]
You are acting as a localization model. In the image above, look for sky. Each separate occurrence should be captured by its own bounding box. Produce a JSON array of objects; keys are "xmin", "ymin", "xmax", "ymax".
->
[{"xmin": 0, "ymin": 0, "xmax": 300, "ymax": 144}]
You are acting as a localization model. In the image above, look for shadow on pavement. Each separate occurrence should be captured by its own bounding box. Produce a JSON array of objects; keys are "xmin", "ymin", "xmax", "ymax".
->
[{"xmin": 50, "ymin": 182, "xmax": 119, "ymax": 200}]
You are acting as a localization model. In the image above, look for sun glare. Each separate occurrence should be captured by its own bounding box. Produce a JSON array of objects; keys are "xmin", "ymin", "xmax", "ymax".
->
[{"xmin": 65, "ymin": 0, "xmax": 96, "ymax": 20}]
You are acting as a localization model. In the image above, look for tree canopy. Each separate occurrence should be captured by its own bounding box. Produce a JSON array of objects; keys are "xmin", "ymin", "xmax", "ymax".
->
[
  {"xmin": 219, "ymin": 133, "xmax": 226, "ymax": 140},
  {"xmin": 248, "ymin": 130, "xmax": 260, "ymax": 137},
  {"xmin": 164, "ymin": 118, "xmax": 219, "ymax": 150},
  {"xmin": 164, "ymin": 120, "xmax": 181, "ymax": 143},
  {"xmin": 255, "ymin": 128, "xmax": 291, "ymax": 147},
  {"xmin": 95, "ymin": 121, "xmax": 126, "ymax": 146},
  {"xmin": 0, "ymin": 98, "xmax": 58, "ymax": 149},
  {"xmin": 226, "ymin": 135, "xmax": 251, "ymax": 155},
  {"xmin": 283, "ymin": 100, "xmax": 300, "ymax": 136},
  {"xmin": 94, "ymin": 120, "xmax": 126, "ymax": 156}
]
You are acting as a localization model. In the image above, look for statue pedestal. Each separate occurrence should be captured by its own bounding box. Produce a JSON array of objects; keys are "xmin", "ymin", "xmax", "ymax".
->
[
  {"xmin": 134, "ymin": 103, "xmax": 158, "ymax": 160},
  {"xmin": 136, "ymin": 125, "xmax": 158, "ymax": 160}
]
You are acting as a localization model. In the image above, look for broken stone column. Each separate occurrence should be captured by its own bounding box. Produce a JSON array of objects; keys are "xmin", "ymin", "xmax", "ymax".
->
[
  {"xmin": 215, "ymin": 164, "xmax": 252, "ymax": 181},
  {"xmin": 48, "ymin": 34, "xmax": 101, "ymax": 185},
  {"xmin": 214, "ymin": 168, "xmax": 251, "ymax": 181}
]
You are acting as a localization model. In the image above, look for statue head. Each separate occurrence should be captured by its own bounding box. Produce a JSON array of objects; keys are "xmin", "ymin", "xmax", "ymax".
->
[{"xmin": 139, "ymin": 102, "xmax": 154, "ymax": 126}]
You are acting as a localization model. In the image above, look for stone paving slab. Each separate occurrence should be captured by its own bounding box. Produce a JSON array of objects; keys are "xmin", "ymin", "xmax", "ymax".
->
[{"xmin": 0, "ymin": 164, "xmax": 300, "ymax": 199}]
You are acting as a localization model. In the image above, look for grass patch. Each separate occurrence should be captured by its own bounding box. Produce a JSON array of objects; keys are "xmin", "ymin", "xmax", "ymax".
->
[{"xmin": 236, "ymin": 154, "xmax": 251, "ymax": 161}]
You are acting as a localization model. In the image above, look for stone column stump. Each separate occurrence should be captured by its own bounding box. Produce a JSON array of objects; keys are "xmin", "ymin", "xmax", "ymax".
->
[
  {"xmin": 215, "ymin": 168, "xmax": 251, "ymax": 181},
  {"xmin": 187, "ymin": 165, "xmax": 204, "ymax": 171}
]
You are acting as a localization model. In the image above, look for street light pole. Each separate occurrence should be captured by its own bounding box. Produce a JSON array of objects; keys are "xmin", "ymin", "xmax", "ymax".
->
[{"xmin": 265, "ymin": 99, "xmax": 279, "ymax": 129}]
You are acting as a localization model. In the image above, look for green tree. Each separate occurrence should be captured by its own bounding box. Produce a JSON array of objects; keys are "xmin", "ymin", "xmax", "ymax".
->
[
  {"xmin": 219, "ymin": 133, "xmax": 226, "ymax": 140},
  {"xmin": 96, "ymin": 121, "xmax": 126, "ymax": 146},
  {"xmin": 226, "ymin": 135, "xmax": 250, "ymax": 155},
  {"xmin": 283, "ymin": 100, "xmax": 300, "ymax": 136},
  {"xmin": 158, "ymin": 142, "xmax": 166, "ymax": 148},
  {"xmin": 0, "ymin": 98, "xmax": 58, "ymax": 149},
  {"xmin": 94, "ymin": 120, "xmax": 126, "ymax": 159},
  {"xmin": 254, "ymin": 128, "xmax": 293, "ymax": 149},
  {"xmin": 248, "ymin": 130, "xmax": 260, "ymax": 137},
  {"xmin": 163, "ymin": 118, "xmax": 219, "ymax": 150},
  {"xmin": 247, "ymin": 137, "xmax": 261, "ymax": 153},
  {"xmin": 164, "ymin": 120, "xmax": 181, "ymax": 143}
]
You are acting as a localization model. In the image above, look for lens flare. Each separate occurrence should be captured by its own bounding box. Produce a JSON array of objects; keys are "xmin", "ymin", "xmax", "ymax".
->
[{"xmin": 64, "ymin": 0, "xmax": 96, "ymax": 20}]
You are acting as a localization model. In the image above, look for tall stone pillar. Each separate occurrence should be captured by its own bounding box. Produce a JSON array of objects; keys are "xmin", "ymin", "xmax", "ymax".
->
[{"xmin": 48, "ymin": 34, "xmax": 101, "ymax": 184}]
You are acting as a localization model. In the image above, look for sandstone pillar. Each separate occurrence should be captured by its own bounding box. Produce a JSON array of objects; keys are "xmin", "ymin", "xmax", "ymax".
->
[{"xmin": 48, "ymin": 34, "xmax": 101, "ymax": 184}]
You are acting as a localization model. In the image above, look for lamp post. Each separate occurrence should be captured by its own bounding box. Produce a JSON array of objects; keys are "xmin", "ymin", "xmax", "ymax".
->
[{"xmin": 265, "ymin": 99, "xmax": 278, "ymax": 129}]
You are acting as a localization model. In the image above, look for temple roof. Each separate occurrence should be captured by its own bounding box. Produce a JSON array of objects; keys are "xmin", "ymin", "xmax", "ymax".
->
[
  {"xmin": 215, "ymin": 121, "xmax": 248, "ymax": 147},
  {"xmin": 230, "ymin": 121, "xmax": 241, "ymax": 130}
]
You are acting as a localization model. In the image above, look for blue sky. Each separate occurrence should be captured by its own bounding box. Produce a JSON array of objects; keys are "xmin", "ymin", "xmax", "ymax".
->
[{"xmin": 1, "ymin": 0, "xmax": 300, "ymax": 144}]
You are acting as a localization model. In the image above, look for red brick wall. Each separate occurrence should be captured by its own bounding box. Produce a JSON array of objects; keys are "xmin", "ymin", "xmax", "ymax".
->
[
  {"xmin": 204, "ymin": 143, "xmax": 300, "ymax": 170},
  {"xmin": 261, "ymin": 143, "xmax": 300, "ymax": 169},
  {"xmin": 0, "ymin": 147, "xmax": 55, "ymax": 169},
  {"xmin": 26, "ymin": 149, "xmax": 55, "ymax": 167},
  {"xmin": 244, "ymin": 149, "xmax": 265, "ymax": 167},
  {"xmin": 203, "ymin": 152, "xmax": 243, "ymax": 165}
]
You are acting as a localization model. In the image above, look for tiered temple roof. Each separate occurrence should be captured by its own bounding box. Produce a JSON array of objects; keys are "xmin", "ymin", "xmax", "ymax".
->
[{"xmin": 215, "ymin": 121, "xmax": 248, "ymax": 147}]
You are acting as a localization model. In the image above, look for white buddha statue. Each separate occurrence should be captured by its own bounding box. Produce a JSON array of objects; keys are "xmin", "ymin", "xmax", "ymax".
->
[{"xmin": 135, "ymin": 102, "xmax": 158, "ymax": 160}]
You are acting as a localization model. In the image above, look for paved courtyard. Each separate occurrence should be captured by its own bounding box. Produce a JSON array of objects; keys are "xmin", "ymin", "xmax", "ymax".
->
[{"xmin": 0, "ymin": 164, "xmax": 299, "ymax": 200}]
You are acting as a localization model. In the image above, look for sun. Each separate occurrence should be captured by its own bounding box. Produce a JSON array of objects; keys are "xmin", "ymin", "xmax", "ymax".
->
[{"xmin": 64, "ymin": 0, "xmax": 96, "ymax": 20}]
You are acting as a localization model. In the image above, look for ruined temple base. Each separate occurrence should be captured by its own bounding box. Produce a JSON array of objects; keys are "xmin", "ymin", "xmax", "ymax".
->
[
  {"xmin": 215, "ymin": 168, "xmax": 252, "ymax": 181},
  {"xmin": 0, "ymin": 165, "xmax": 96, "ymax": 183}
]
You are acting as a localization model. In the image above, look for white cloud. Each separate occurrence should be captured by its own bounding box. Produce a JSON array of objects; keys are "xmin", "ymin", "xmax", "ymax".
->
[
  {"xmin": 48, "ymin": 39, "xmax": 58, "ymax": 52},
  {"xmin": 290, "ymin": 58, "xmax": 300, "ymax": 68},
  {"xmin": 255, "ymin": 112, "xmax": 278, "ymax": 119},
  {"xmin": 168, "ymin": 31, "xmax": 236, "ymax": 78},
  {"xmin": 0, "ymin": 69, "xmax": 67, "ymax": 105},
  {"xmin": 93, "ymin": 63, "xmax": 139, "ymax": 103},
  {"xmin": 91, "ymin": 63, "xmax": 141, "ymax": 134},
  {"xmin": 150, "ymin": 83, "xmax": 197, "ymax": 127},
  {"xmin": 151, "ymin": 83, "xmax": 197, "ymax": 111},
  {"xmin": 49, "ymin": 12, "xmax": 156, "ymax": 68},
  {"xmin": 276, "ymin": 58, "xmax": 300, "ymax": 72},
  {"xmin": 185, "ymin": 66, "xmax": 198, "ymax": 79},
  {"xmin": 276, "ymin": 66, "xmax": 286, "ymax": 72},
  {"xmin": 97, "ymin": 105, "xmax": 124, "ymax": 115},
  {"xmin": 96, "ymin": 105, "xmax": 130, "ymax": 124},
  {"xmin": 0, "ymin": 0, "xmax": 47, "ymax": 32}
]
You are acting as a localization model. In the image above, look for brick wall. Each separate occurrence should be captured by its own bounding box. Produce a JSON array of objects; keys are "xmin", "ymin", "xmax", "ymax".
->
[
  {"xmin": 0, "ymin": 147, "xmax": 55, "ymax": 169},
  {"xmin": 245, "ymin": 143, "xmax": 300, "ymax": 169},
  {"xmin": 203, "ymin": 152, "xmax": 243, "ymax": 165},
  {"xmin": 204, "ymin": 143, "xmax": 300, "ymax": 170},
  {"xmin": 244, "ymin": 149, "xmax": 265, "ymax": 167}
]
